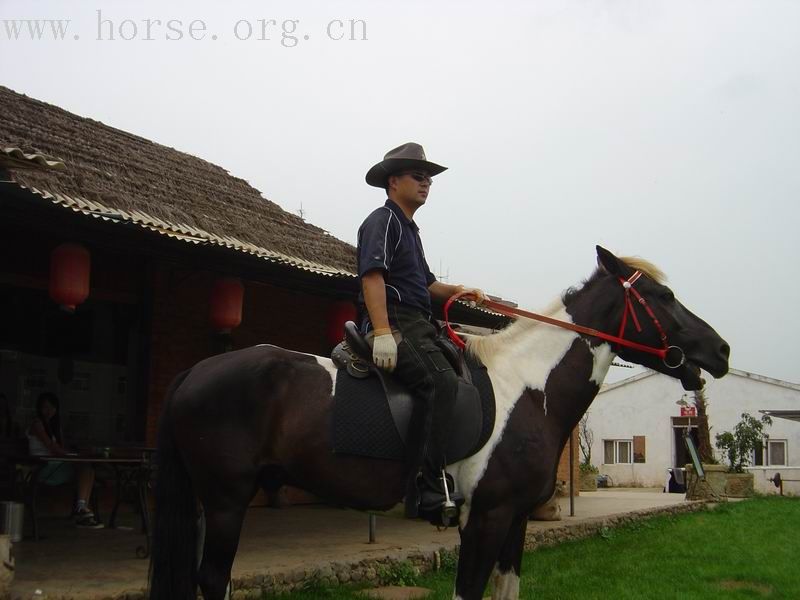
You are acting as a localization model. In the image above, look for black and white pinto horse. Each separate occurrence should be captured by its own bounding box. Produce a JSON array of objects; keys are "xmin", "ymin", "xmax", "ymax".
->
[{"xmin": 149, "ymin": 247, "xmax": 729, "ymax": 600}]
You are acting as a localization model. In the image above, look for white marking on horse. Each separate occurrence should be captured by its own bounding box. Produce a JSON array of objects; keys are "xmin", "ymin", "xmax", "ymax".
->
[
  {"xmin": 258, "ymin": 345, "xmax": 338, "ymax": 390},
  {"xmin": 314, "ymin": 356, "xmax": 338, "ymax": 389},
  {"xmin": 589, "ymin": 342, "xmax": 615, "ymax": 386},
  {"xmin": 492, "ymin": 567, "xmax": 520, "ymax": 599},
  {"xmin": 450, "ymin": 301, "xmax": 580, "ymax": 528}
]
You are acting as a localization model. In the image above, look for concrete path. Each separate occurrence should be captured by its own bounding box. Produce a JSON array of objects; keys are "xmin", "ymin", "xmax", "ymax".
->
[
  {"xmin": 560, "ymin": 489, "xmax": 687, "ymax": 518},
  {"xmin": 10, "ymin": 489, "xmax": 689, "ymax": 599}
]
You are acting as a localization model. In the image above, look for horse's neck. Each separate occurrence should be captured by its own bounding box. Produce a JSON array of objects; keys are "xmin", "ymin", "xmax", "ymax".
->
[{"xmin": 474, "ymin": 299, "xmax": 615, "ymax": 426}]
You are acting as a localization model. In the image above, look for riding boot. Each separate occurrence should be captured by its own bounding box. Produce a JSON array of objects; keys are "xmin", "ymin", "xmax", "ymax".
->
[
  {"xmin": 416, "ymin": 468, "xmax": 463, "ymax": 527},
  {"xmin": 404, "ymin": 413, "xmax": 464, "ymax": 520},
  {"xmin": 416, "ymin": 412, "xmax": 464, "ymax": 524}
]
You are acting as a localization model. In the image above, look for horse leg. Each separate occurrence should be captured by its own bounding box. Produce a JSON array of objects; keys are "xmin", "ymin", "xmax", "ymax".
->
[
  {"xmin": 196, "ymin": 510, "xmax": 233, "ymax": 600},
  {"xmin": 196, "ymin": 504, "xmax": 247, "ymax": 600},
  {"xmin": 196, "ymin": 509, "xmax": 206, "ymax": 570},
  {"xmin": 490, "ymin": 514, "xmax": 527, "ymax": 600},
  {"xmin": 193, "ymin": 467, "xmax": 256, "ymax": 600},
  {"xmin": 453, "ymin": 507, "xmax": 516, "ymax": 600}
]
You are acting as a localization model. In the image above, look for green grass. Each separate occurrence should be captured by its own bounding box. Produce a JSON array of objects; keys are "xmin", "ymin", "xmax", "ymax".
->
[{"xmin": 262, "ymin": 496, "xmax": 800, "ymax": 599}]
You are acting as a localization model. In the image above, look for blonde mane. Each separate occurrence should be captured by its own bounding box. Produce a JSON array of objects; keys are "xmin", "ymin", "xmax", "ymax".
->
[
  {"xmin": 618, "ymin": 256, "xmax": 667, "ymax": 284},
  {"xmin": 466, "ymin": 297, "xmax": 565, "ymax": 365},
  {"xmin": 466, "ymin": 255, "xmax": 667, "ymax": 364}
]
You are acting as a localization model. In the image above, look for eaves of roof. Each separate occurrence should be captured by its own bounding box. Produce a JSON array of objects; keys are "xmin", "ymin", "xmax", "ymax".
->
[
  {"xmin": 6, "ymin": 176, "xmax": 357, "ymax": 280},
  {"xmin": 599, "ymin": 367, "xmax": 800, "ymax": 395}
]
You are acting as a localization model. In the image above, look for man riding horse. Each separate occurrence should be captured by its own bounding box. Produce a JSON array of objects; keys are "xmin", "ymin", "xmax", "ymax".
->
[
  {"xmin": 151, "ymin": 234, "xmax": 730, "ymax": 599},
  {"xmin": 358, "ymin": 142, "xmax": 486, "ymax": 522}
]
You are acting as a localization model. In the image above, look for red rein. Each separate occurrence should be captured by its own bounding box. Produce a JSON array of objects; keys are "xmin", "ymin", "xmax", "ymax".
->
[{"xmin": 443, "ymin": 271, "xmax": 673, "ymax": 363}]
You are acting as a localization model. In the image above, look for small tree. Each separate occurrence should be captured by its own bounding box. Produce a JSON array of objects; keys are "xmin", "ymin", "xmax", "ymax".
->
[
  {"xmin": 692, "ymin": 387, "xmax": 716, "ymax": 463},
  {"xmin": 578, "ymin": 414, "xmax": 598, "ymax": 474},
  {"xmin": 578, "ymin": 413, "xmax": 593, "ymax": 465},
  {"xmin": 715, "ymin": 412, "xmax": 772, "ymax": 473}
]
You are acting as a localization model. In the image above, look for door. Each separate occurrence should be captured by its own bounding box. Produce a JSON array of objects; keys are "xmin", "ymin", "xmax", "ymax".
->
[{"xmin": 673, "ymin": 426, "xmax": 699, "ymax": 468}]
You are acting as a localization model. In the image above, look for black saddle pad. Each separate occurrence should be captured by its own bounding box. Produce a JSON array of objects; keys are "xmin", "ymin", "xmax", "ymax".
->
[{"xmin": 332, "ymin": 356, "xmax": 495, "ymax": 463}]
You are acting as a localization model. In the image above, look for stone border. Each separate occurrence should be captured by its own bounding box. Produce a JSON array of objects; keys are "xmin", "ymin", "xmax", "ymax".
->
[
  {"xmin": 18, "ymin": 501, "xmax": 711, "ymax": 599},
  {"xmin": 523, "ymin": 500, "xmax": 708, "ymax": 551},
  {"xmin": 230, "ymin": 546, "xmax": 453, "ymax": 599},
  {"xmin": 231, "ymin": 500, "xmax": 711, "ymax": 598}
]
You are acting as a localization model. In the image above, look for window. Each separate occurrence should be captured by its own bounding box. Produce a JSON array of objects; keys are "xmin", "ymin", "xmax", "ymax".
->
[
  {"xmin": 633, "ymin": 435, "xmax": 646, "ymax": 463},
  {"xmin": 603, "ymin": 439, "xmax": 633, "ymax": 464},
  {"xmin": 618, "ymin": 441, "xmax": 631, "ymax": 463},
  {"xmin": 768, "ymin": 440, "xmax": 787, "ymax": 466},
  {"xmin": 604, "ymin": 440, "xmax": 614, "ymax": 464},
  {"xmin": 753, "ymin": 443, "xmax": 764, "ymax": 466},
  {"xmin": 70, "ymin": 373, "xmax": 91, "ymax": 391},
  {"xmin": 753, "ymin": 440, "xmax": 787, "ymax": 466}
]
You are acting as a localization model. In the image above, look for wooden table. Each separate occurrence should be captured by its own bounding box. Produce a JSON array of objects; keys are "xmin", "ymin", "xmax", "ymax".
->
[{"xmin": 15, "ymin": 451, "xmax": 155, "ymax": 558}]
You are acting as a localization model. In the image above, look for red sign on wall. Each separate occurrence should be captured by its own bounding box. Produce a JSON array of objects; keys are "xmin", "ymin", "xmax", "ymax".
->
[{"xmin": 680, "ymin": 406, "xmax": 697, "ymax": 417}]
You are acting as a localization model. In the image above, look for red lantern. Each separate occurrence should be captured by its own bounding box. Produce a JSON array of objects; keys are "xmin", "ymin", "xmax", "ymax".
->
[
  {"xmin": 327, "ymin": 300, "xmax": 357, "ymax": 346},
  {"xmin": 209, "ymin": 278, "xmax": 244, "ymax": 333},
  {"xmin": 49, "ymin": 243, "xmax": 91, "ymax": 311}
]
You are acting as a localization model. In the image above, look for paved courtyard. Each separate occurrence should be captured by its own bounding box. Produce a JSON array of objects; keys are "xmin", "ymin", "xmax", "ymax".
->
[{"xmin": 10, "ymin": 489, "xmax": 690, "ymax": 599}]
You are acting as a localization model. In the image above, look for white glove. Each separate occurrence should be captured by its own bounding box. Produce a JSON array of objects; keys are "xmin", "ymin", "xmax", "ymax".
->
[
  {"xmin": 465, "ymin": 287, "xmax": 487, "ymax": 306},
  {"xmin": 372, "ymin": 332, "xmax": 398, "ymax": 372},
  {"xmin": 458, "ymin": 286, "xmax": 487, "ymax": 307}
]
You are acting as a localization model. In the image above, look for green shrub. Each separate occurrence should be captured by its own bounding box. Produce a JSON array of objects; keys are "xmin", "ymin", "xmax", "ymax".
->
[
  {"xmin": 439, "ymin": 549, "xmax": 459, "ymax": 572},
  {"xmin": 715, "ymin": 412, "xmax": 772, "ymax": 473},
  {"xmin": 376, "ymin": 560, "xmax": 419, "ymax": 586}
]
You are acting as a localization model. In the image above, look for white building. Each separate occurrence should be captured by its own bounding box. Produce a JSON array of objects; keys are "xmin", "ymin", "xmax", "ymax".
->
[{"xmin": 586, "ymin": 368, "xmax": 800, "ymax": 495}]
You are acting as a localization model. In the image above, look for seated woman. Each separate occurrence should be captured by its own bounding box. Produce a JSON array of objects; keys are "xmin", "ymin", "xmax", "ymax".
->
[{"xmin": 27, "ymin": 391, "xmax": 103, "ymax": 529}]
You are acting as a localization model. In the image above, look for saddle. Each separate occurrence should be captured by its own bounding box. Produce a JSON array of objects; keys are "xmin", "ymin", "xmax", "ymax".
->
[{"xmin": 330, "ymin": 322, "xmax": 495, "ymax": 464}]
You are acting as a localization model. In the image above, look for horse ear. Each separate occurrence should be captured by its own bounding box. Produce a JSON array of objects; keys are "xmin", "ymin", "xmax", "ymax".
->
[{"xmin": 596, "ymin": 245, "xmax": 623, "ymax": 276}]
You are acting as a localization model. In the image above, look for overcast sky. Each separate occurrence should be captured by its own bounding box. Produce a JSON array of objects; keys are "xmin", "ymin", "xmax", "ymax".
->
[{"xmin": 2, "ymin": 0, "xmax": 798, "ymax": 385}]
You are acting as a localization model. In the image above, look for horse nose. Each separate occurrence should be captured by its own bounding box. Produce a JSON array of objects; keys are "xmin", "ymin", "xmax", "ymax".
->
[{"xmin": 720, "ymin": 342, "xmax": 730, "ymax": 359}]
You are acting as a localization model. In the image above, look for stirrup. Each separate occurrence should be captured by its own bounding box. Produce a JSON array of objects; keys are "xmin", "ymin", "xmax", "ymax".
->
[{"xmin": 441, "ymin": 470, "xmax": 458, "ymax": 519}]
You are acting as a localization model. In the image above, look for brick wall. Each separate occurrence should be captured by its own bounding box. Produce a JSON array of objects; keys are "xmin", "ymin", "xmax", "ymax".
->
[
  {"xmin": 556, "ymin": 428, "xmax": 580, "ymax": 496},
  {"xmin": 145, "ymin": 265, "xmax": 350, "ymax": 444}
]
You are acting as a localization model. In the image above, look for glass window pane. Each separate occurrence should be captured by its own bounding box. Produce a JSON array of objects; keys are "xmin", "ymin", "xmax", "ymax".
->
[
  {"xmin": 753, "ymin": 443, "xmax": 764, "ymax": 466},
  {"xmin": 769, "ymin": 441, "xmax": 786, "ymax": 466},
  {"xmin": 618, "ymin": 441, "xmax": 632, "ymax": 464},
  {"xmin": 604, "ymin": 440, "xmax": 615, "ymax": 464}
]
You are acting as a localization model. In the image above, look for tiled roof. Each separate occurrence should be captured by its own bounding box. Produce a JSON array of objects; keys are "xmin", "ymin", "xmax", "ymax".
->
[{"xmin": 0, "ymin": 86, "xmax": 357, "ymax": 277}]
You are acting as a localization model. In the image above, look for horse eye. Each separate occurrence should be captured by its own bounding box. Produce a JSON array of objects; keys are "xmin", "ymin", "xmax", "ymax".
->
[{"xmin": 661, "ymin": 291, "xmax": 675, "ymax": 302}]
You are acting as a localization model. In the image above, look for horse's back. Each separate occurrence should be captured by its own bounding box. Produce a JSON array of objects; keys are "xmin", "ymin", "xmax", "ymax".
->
[
  {"xmin": 174, "ymin": 344, "xmax": 328, "ymax": 404},
  {"xmin": 168, "ymin": 344, "xmax": 334, "ymax": 467}
]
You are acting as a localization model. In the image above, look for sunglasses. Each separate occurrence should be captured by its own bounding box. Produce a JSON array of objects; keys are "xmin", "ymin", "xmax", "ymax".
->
[{"xmin": 398, "ymin": 171, "xmax": 433, "ymax": 184}]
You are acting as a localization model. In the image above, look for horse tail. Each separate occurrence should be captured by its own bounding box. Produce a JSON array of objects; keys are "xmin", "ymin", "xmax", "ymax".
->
[{"xmin": 149, "ymin": 369, "xmax": 197, "ymax": 600}]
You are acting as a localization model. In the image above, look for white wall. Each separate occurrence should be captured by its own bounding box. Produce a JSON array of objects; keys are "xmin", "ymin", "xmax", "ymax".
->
[
  {"xmin": 586, "ymin": 372, "xmax": 680, "ymax": 487},
  {"xmin": 748, "ymin": 467, "xmax": 800, "ymax": 496},
  {"xmin": 586, "ymin": 369, "xmax": 800, "ymax": 490}
]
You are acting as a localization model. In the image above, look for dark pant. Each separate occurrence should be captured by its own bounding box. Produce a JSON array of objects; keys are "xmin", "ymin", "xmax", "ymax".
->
[{"xmin": 386, "ymin": 304, "xmax": 459, "ymax": 478}]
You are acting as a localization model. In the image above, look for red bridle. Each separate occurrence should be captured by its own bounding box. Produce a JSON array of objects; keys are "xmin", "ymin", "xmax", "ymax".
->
[{"xmin": 443, "ymin": 271, "xmax": 686, "ymax": 369}]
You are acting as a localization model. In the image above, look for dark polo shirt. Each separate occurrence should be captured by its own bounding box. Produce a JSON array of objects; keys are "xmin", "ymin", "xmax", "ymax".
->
[{"xmin": 357, "ymin": 199, "xmax": 436, "ymax": 328}]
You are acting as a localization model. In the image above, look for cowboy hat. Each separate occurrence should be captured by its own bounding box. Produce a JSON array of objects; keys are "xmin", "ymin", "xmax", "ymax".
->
[{"xmin": 365, "ymin": 142, "xmax": 447, "ymax": 188}]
